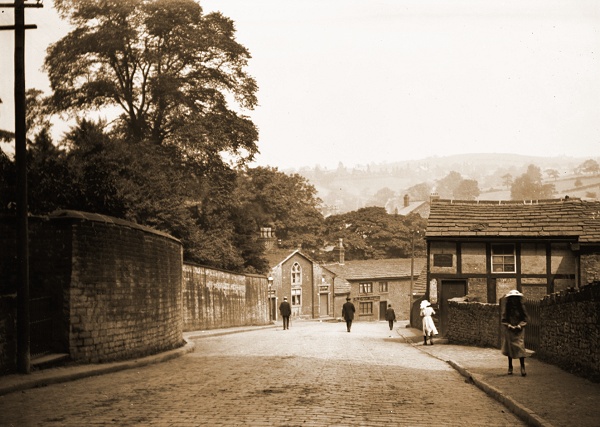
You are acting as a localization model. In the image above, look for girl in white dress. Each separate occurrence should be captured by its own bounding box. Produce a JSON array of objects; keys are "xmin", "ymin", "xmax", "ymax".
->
[{"xmin": 420, "ymin": 300, "xmax": 438, "ymax": 345}]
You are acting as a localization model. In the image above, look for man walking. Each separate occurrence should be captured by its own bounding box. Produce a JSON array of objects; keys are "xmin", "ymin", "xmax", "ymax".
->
[
  {"xmin": 385, "ymin": 303, "xmax": 396, "ymax": 336},
  {"xmin": 342, "ymin": 296, "xmax": 355, "ymax": 332},
  {"xmin": 279, "ymin": 297, "xmax": 291, "ymax": 330}
]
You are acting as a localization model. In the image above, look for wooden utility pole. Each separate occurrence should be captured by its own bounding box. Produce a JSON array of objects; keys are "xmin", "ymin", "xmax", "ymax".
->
[{"xmin": 0, "ymin": 0, "xmax": 42, "ymax": 374}]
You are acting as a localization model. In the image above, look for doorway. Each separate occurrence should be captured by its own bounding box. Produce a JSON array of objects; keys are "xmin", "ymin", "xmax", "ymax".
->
[
  {"xmin": 440, "ymin": 280, "xmax": 467, "ymax": 336},
  {"xmin": 319, "ymin": 294, "xmax": 329, "ymax": 316},
  {"xmin": 379, "ymin": 301, "xmax": 387, "ymax": 321}
]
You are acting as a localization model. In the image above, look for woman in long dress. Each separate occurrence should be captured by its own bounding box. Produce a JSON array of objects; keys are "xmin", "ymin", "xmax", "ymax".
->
[
  {"xmin": 501, "ymin": 289, "xmax": 529, "ymax": 376},
  {"xmin": 420, "ymin": 300, "xmax": 438, "ymax": 345}
]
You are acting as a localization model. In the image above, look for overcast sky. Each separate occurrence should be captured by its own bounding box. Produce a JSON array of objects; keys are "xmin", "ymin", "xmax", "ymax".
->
[{"xmin": 1, "ymin": 0, "xmax": 599, "ymax": 169}]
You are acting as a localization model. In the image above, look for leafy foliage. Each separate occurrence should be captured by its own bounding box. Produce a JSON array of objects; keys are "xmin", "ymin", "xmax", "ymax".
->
[
  {"xmin": 510, "ymin": 164, "xmax": 555, "ymax": 200},
  {"xmin": 46, "ymin": 0, "xmax": 258, "ymax": 166},
  {"xmin": 322, "ymin": 207, "xmax": 427, "ymax": 261},
  {"xmin": 235, "ymin": 166, "xmax": 324, "ymax": 253}
]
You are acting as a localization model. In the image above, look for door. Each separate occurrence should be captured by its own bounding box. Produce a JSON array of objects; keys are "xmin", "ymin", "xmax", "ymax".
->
[
  {"xmin": 440, "ymin": 280, "xmax": 467, "ymax": 336},
  {"xmin": 319, "ymin": 294, "xmax": 329, "ymax": 316},
  {"xmin": 380, "ymin": 301, "xmax": 387, "ymax": 321}
]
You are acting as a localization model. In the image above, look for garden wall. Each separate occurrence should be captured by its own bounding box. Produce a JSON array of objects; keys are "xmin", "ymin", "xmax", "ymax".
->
[{"xmin": 537, "ymin": 283, "xmax": 600, "ymax": 381}]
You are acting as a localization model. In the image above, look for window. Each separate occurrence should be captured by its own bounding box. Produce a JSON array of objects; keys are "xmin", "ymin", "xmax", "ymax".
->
[
  {"xmin": 291, "ymin": 288, "xmax": 301, "ymax": 306},
  {"xmin": 492, "ymin": 244, "xmax": 515, "ymax": 272},
  {"xmin": 434, "ymin": 254, "xmax": 453, "ymax": 267},
  {"xmin": 359, "ymin": 282, "xmax": 373, "ymax": 294},
  {"xmin": 359, "ymin": 302, "xmax": 373, "ymax": 315},
  {"xmin": 379, "ymin": 282, "xmax": 388, "ymax": 292},
  {"xmin": 291, "ymin": 262, "xmax": 301, "ymax": 285}
]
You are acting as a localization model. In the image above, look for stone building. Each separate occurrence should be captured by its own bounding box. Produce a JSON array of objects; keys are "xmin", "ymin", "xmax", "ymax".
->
[
  {"xmin": 268, "ymin": 250, "xmax": 337, "ymax": 320},
  {"xmin": 326, "ymin": 258, "xmax": 427, "ymax": 321},
  {"xmin": 424, "ymin": 197, "xmax": 600, "ymax": 335}
]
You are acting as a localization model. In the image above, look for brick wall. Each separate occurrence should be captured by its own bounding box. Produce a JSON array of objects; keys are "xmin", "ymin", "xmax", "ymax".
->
[
  {"xmin": 446, "ymin": 300, "xmax": 500, "ymax": 348},
  {"xmin": 537, "ymin": 283, "xmax": 600, "ymax": 380},
  {"xmin": 182, "ymin": 263, "xmax": 269, "ymax": 331}
]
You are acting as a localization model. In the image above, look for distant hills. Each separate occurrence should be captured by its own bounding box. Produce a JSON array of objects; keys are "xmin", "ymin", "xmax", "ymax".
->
[{"xmin": 286, "ymin": 153, "xmax": 600, "ymax": 215}]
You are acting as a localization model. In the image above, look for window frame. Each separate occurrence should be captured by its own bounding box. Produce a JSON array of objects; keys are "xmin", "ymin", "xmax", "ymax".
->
[
  {"xmin": 359, "ymin": 301, "xmax": 373, "ymax": 315},
  {"xmin": 291, "ymin": 262, "xmax": 302, "ymax": 286},
  {"xmin": 378, "ymin": 281, "xmax": 388, "ymax": 293},
  {"xmin": 359, "ymin": 282, "xmax": 373, "ymax": 294},
  {"xmin": 491, "ymin": 244, "xmax": 516, "ymax": 273},
  {"xmin": 291, "ymin": 288, "xmax": 302, "ymax": 306}
]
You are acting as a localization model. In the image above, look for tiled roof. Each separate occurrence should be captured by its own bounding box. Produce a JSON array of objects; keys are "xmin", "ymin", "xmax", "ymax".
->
[
  {"xmin": 426, "ymin": 198, "xmax": 600, "ymax": 243},
  {"xmin": 325, "ymin": 258, "xmax": 427, "ymax": 281}
]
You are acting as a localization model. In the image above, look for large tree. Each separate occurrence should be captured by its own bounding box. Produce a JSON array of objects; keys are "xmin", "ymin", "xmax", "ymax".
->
[
  {"xmin": 511, "ymin": 164, "xmax": 555, "ymax": 200},
  {"xmin": 322, "ymin": 207, "xmax": 427, "ymax": 260},
  {"xmin": 45, "ymin": 0, "xmax": 258, "ymax": 165},
  {"xmin": 235, "ymin": 167, "xmax": 324, "ymax": 253}
]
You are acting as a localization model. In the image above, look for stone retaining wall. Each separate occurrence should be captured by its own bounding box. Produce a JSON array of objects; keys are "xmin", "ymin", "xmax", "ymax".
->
[{"xmin": 182, "ymin": 263, "xmax": 268, "ymax": 331}]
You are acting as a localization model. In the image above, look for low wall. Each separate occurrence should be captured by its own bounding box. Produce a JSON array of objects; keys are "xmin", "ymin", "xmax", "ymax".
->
[
  {"xmin": 446, "ymin": 300, "xmax": 500, "ymax": 348},
  {"xmin": 182, "ymin": 263, "xmax": 269, "ymax": 331},
  {"xmin": 537, "ymin": 284, "xmax": 600, "ymax": 381}
]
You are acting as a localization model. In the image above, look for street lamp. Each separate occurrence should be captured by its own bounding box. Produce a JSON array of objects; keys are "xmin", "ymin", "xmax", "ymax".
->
[{"xmin": 267, "ymin": 276, "xmax": 274, "ymax": 321}]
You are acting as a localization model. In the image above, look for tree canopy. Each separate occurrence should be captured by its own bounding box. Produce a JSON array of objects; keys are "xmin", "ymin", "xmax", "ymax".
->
[
  {"xmin": 322, "ymin": 207, "xmax": 427, "ymax": 261},
  {"xmin": 46, "ymin": 0, "xmax": 258, "ymax": 166},
  {"xmin": 510, "ymin": 164, "xmax": 555, "ymax": 200}
]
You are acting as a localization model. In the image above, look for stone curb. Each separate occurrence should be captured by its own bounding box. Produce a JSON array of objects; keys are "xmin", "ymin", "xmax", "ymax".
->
[
  {"xmin": 446, "ymin": 360, "xmax": 555, "ymax": 427},
  {"xmin": 400, "ymin": 331, "xmax": 556, "ymax": 427},
  {"xmin": 0, "ymin": 324, "xmax": 278, "ymax": 397},
  {"xmin": 0, "ymin": 339, "xmax": 195, "ymax": 397}
]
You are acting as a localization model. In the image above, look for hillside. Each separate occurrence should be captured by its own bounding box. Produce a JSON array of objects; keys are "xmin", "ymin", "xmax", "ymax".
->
[{"xmin": 288, "ymin": 153, "xmax": 600, "ymax": 214}]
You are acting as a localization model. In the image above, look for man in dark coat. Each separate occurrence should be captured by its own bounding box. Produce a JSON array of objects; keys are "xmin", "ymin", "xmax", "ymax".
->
[
  {"xmin": 342, "ymin": 296, "xmax": 355, "ymax": 332},
  {"xmin": 279, "ymin": 297, "xmax": 291, "ymax": 330},
  {"xmin": 385, "ymin": 304, "xmax": 396, "ymax": 335}
]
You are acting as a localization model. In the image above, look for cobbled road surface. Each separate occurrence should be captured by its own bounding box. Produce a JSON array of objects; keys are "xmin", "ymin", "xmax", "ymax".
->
[{"xmin": 0, "ymin": 321, "xmax": 525, "ymax": 426}]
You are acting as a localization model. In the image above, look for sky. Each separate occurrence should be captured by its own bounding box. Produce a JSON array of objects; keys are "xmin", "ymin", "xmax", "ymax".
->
[{"xmin": 1, "ymin": 0, "xmax": 599, "ymax": 169}]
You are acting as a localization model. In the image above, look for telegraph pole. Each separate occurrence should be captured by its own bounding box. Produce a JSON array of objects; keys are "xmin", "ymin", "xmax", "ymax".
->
[{"xmin": 0, "ymin": 0, "xmax": 43, "ymax": 374}]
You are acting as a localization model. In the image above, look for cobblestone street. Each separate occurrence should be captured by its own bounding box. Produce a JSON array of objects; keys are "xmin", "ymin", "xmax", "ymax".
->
[{"xmin": 0, "ymin": 321, "xmax": 524, "ymax": 426}]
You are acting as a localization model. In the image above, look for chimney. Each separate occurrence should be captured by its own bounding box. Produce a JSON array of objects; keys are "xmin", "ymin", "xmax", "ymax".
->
[
  {"xmin": 335, "ymin": 238, "xmax": 345, "ymax": 265},
  {"xmin": 258, "ymin": 227, "xmax": 276, "ymax": 251},
  {"xmin": 403, "ymin": 194, "xmax": 410, "ymax": 208}
]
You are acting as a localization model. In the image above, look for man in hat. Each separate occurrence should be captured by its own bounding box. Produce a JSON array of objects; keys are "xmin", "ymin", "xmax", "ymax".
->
[
  {"xmin": 279, "ymin": 296, "xmax": 291, "ymax": 330},
  {"xmin": 342, "ymin": 296, "xmax": 355, "ymax": 332}
]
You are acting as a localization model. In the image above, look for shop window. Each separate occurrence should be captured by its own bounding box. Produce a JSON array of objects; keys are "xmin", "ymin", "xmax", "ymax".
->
[
  {"xmin": 359, "ymin": 302, "xmax": 373, "ymax": 315},
  {"xmin": 359, "ymin": 282, "xmax": 373, "ymax": 294},
  {"xmin": 492, "ymin": 244, "xmax": 515, "ymax": 272},
  {"xmin": 379, "ymin": 281, "xmax": 388, "ymax": 292}
]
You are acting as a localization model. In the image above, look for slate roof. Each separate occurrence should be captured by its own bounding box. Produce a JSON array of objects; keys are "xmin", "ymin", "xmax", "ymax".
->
[
  {"xmin": 325, "ymin": 258, "xmax": 427, "ymax": 281},
  {"xmin": 426, "ymin": 198, "xmax": 600, "ymax": 243}
]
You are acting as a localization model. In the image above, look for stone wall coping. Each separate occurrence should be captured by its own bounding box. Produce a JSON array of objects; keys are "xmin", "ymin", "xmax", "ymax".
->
[{"xmin": 49, "ymin": 210, "xmax": 180, "ymax": 243}]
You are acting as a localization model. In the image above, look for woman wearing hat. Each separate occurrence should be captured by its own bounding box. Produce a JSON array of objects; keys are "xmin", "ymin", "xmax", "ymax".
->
[
  {"xmin": 501, "ymin": 290, "xmax": 529, "ymax": 376},
  {"xmin": 420, "ymin": 300, "xmax": 438, "ymax": 345}
]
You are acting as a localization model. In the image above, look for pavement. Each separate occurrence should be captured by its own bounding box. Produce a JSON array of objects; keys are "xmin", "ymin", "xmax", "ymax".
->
[{"xmin": 1, "ymin": 321, "xmax": 599, "ymax": 427}]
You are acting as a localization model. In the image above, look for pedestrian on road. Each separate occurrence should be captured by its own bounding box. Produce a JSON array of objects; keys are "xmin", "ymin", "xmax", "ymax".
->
[
  {"xmin": 385, "ymin": 304, "xmax": 396, "ymax": 334},
  {"xmin": 420, "ymin": 300, "xmax": 438, "ymax": 345},
  {"xmin": 279, "ymin": 297, "xmax": 291, "ymax": 330},
  {"xmin": 342, "ymin": 296, "xmax": 355, "ymax": 332},
  {"xmin": 501, "ymin": 289, "xmax": 529, "ymax": 376}
]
